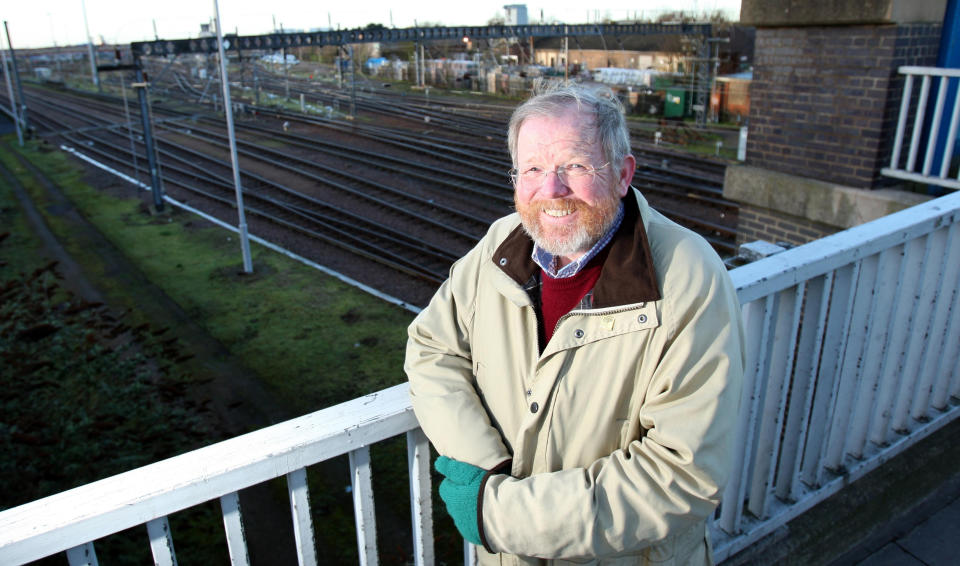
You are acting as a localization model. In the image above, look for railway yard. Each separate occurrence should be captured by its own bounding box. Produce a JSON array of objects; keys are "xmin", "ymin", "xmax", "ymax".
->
[{"xmin": 4, "ymin": 60, "xmax": 738, "ymax": 308}]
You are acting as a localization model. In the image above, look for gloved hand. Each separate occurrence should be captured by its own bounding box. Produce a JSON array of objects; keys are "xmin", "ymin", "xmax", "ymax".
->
[{"xmin": 435, "ymin": 455, "xmax": 485, "ymax": 546}]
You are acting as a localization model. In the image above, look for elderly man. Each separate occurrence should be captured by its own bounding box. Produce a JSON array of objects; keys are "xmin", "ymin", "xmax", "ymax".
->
[{"xmin": 405, "ymin": 81, "xmax": 744, "ymax": 565}]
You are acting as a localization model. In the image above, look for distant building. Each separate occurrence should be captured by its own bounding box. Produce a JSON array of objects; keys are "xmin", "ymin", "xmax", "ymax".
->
[
  {"xmin": 503, "ymin": 4, "xmax": 529, "ymax": 26},
  {"xmin": 711, "ymin": 70, "xmax": 752, "ymax": 122},
  {"xmin": 529, "ymin": 35, "xmax": 683, "ymax": 74}
]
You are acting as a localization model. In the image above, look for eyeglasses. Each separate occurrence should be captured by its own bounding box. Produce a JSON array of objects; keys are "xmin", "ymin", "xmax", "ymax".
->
[{"xmin": 509, "ymin": 162, "xmax": 610, "ymax": 189}]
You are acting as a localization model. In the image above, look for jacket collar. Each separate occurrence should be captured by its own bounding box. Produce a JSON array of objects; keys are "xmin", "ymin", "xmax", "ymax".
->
[{"xmin": 493, "ymin": 188, "xmax": 662, "ymax": 307}]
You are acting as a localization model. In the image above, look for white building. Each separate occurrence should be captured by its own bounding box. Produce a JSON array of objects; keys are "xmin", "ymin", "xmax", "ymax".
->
[{"xmin": 503, "ymin": 4, "xmax": 528, "ymax": 25}]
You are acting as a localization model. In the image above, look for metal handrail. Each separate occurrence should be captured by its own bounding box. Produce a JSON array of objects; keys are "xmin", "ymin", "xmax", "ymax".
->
[
  {"xmin": 883, "ymin": 66, "xmax": 960, "ymax": 190},
  {"xmin": 2, "ymin": 192, "xmax": 959, "ymax": 565}
]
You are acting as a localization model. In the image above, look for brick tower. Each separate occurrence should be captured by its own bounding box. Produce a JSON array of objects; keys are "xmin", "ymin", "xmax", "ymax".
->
[{"xmin": 725, "ymin": 0, "xmax": 946, "ymax": 246}]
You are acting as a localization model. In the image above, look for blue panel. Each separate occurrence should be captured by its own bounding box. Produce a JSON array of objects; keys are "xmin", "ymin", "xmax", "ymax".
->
[{"xmin": 933, "ymin": 0, "xmax": 960, "ymax": 182}]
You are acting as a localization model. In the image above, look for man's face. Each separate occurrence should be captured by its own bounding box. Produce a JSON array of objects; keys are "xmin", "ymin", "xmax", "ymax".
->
[{"xmin": 513, "ymin": 107, "xmax": 634, "ymax": 265}]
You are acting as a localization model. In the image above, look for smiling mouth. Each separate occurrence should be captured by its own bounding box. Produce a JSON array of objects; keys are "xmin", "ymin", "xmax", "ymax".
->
[{"xmin": 543, "ymin": 208, "xmax": 574, "ymax": 218}]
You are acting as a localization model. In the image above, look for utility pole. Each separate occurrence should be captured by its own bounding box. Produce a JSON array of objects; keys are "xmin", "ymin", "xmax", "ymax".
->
[
  {"xmin": 413, "ymin": 41, "xmax": 420, "ymax": 87},
  {"xmin": 280, "ymin": 24, "xmax": 289, "ymax": 101},
  {"xmin": 80, "ymin": 0, "xmax": 99, "ymax": 88},
  {"xmin": 337, "ymin": 45, "xmax": 343, "ymax": 88},
  {"xmin": 3, "ymin": 21, "xmax": 28, "ymax": 140},
  {"xmin": 0, "ymin": 39, "xmax": 23, "ymax": 146},
  {"xmin": 215, "ymin": 0, "xmax": 253, "ymax": 274},
  {"xmin": 133, "ymin": 65, "xmax": 164, "ymax": 212},
  {"xmin": 349, "ymin": 44, "xmax": 357, "ymax": 117},
  {"xmin": 420, "ymin": 43, "xmax": 425, "ymax": 86},
  {"xmin": 254, "ymin": 63, "xmax": 260, "ymax": 105}
]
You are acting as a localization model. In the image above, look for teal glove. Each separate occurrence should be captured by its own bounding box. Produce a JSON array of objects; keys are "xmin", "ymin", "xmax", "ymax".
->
[{"xmin": 435, "ymin": 456, "xmax": 485, "ymax": 546}]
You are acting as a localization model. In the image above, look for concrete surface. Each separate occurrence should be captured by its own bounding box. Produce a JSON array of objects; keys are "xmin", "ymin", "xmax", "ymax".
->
[
  {"xmin": 851, "ymin": 488, "xmax": 960, "ymax": 566},
  {"xmin": 723, "ymin": 164, "xmax": 931, "ymax": 232},
  {"xmin": 740, "ymin": 0, "xmax": 948, "ymax": 26},
  {"xmin": 721, "ymin": 414, "xmax": 960, "ymax": 566}
]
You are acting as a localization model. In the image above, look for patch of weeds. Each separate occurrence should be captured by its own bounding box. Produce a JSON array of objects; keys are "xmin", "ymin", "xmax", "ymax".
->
[
  {"xmin": 0, "ymin": 257, "xmax": 228, "ymax": 564},
  {"xmin": 341, "ymin": 307, "xmax": 363, "ymax": 324}
]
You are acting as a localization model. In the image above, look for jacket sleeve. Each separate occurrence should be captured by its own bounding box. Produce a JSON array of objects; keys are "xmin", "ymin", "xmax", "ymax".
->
[
  {"xmin": 405, "ymin": 239, "xmax": 513, "ymax": 471},
  {"xmin": 481, "ymin": 232, "xmax": 745, "ymax": 560}
]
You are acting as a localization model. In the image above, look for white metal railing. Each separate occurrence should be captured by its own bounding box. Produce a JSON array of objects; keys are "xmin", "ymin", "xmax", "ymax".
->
[
  {"xmin": 0, "ymin": 385, "xmax": 438, "ymax": 566},
  {"xmin": 711, "ymin": 189, "xmax": 960, "ymax": 560},
  {"xmin": 882, "ymin": 66, "xmax": 960, "ymax": 190},
  {"xmin": 1, "ymin": 192, "xmax": 959, "ymax": 565}
]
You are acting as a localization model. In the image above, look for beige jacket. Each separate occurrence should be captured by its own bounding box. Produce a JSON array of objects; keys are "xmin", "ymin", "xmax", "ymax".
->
[{"xmin": 406, "ymin": 190, "xmax": 745, "ymax": 565}]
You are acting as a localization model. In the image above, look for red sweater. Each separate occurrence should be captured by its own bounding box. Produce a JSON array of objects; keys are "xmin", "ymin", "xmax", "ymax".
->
[{"xmin": 541, "ymin": 262, "xmax": 604, "ymax": 343}]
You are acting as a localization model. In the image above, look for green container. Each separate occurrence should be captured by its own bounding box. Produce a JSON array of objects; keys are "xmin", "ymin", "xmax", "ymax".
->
[
  {"xmin": 652, "ymin": 76, "xmax": 675, "ymax": 89},
  {"xmin": 664, "ymin": 88, "xmax": 686, "ymax": 118}
]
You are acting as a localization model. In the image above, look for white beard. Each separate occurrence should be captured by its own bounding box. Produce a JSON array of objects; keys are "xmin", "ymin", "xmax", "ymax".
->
[{"xmin": 515, "ymin": 192, "xmax": 621, "ymax": 259}]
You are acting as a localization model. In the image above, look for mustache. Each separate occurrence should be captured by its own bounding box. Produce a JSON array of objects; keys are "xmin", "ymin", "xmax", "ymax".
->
[{"xmin": 522, "ymin": 198, "xmax": 590, "ymax": 212}]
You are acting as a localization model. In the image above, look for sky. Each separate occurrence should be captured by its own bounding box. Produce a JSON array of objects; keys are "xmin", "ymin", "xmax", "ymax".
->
[{"xmin": 3, "ymin": 1, "xmax": 741, "ymax": 50}]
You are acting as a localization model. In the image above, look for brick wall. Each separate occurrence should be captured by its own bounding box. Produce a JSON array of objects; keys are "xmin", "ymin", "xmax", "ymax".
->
[
  {"xmin": 747, "ymin": 24, "xmax": 941, "ymax": 189},
  {"xmin": 736, "ymin": 204, "xmax": 836, "ymax": 247}
]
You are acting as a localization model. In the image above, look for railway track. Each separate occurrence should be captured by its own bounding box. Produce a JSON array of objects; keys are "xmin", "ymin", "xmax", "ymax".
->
[
  {"xmin": 8, "ymin": 76, "xmax": 739, "ymax": 305},
  {"xmin": 18, "ymin": 86, "xmax": 475, "ymax": 298}
]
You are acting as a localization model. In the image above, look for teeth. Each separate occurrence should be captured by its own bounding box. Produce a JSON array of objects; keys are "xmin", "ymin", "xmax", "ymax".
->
[{"xmin": 544, "ymin": 209, "xmax": 572, "ymax": 217}]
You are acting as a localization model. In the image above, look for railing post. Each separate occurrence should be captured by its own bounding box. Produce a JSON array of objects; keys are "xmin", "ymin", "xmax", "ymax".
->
[
  {"xmin": 895, "ymin": 228, "xmax": 949, "ymax": 428},
  {"xmin": 287, "ymin": 468, "xmax": 318, "ymax": 566},
  {"xmin": 66, "ymin": 542, "xmax": 99, "ymax": 566},
  {"xmin": 824, "ymin": 256, "xmax": 877, "ymax": 471},
  {"xmin": 926, "ymin": 224, "xmax": 960, "ymax": 411},
  {"xmin": 871, "ymin": 238, "xmax": 927, "ymax": 445},
  {"xmin": 941, "ymin": 84, "xmax": 960, "ymax": 179},
  {"xmin": 719, "ymin": 297, "xmax": 768, "ymax": 534},
  {"xmin": 407, "ymin": 428, "xmax": 434, "ymax": 566},
  {"xmin": 748, "ymin": 287, "xmax": 801, "ymax": 519},
  {"xmin": 220, "ymin": 491, "xmax": 250, "ymax": 566},
  {"xmin": 890, "ymin": 73, "xmax": 913, "ymax": 169},
  {"xmin": 906, "ymin": 75, "xmax": 932, "ymax": 172},
  {"xmin": 146, "ymin": 517, "xmax": 178, "ymax": 566},
  {"xmin": 464, "ymin": 541, "xmax": 478, "ymax": 566},
  {"xmin": 799, "ymin": 268, "xmax": 849, "ymax": 488},
  {"xmin": 922, "ymin": 76, "xmax": 949, "ymax": 176},
  {"xmin": 847, "ymin": 246, "xmax": 903, "ymax": 459},
  {"xmin": 350, "ymin": 446, "xmax": 378, "ymax": 566},
  {"xmin": 776, "ymin": 278, "xmax": 827, "ymax": 501}
]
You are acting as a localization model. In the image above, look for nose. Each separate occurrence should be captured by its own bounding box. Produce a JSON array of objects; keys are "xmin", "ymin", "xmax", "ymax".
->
[{"xmin": 539, "ymin": 168, "xmax": 570, "ymax": 198}]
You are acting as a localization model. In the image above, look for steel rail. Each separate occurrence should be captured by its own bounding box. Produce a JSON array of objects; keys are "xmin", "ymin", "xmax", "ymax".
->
[
  {"xmin": 18, "ymin": 83, "xmax": 737, "ymax": 258},
  {"xmin": 155, "ymin": 122, "xmax": 487, "ymax": 241},
  {"xmin": 29, "ymin": 110, "xmax": 455, "ymax": 283},
  {"xmin": 195, "ymin": 117, "xmax": 514, "ymax": 204}
]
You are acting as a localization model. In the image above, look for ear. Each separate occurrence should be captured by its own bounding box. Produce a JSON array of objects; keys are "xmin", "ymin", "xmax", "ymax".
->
[{"xmin": 616, "ymin": 154, "xmax": 636, "ymax": 197}]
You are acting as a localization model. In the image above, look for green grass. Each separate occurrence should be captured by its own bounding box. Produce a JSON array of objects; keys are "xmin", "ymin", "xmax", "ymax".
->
[
  {"xmin": 1, "ymin": 138, "xmax": 413, "ymax": 415},
  {"xmin": 0, "ymin": 133, "xmax": 433, "ymax": 562}
]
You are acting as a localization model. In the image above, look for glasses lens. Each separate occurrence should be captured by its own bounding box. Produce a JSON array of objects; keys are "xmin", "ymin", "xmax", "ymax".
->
[{"xmin": 513, "ymin": 163, "xmax": 607, "ymax": 189}]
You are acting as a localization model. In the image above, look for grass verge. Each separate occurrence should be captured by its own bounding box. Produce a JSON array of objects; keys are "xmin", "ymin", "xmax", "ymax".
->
[
  {"xmin": 0, "ymin": 135, "xmax": 428, "ymax": 563},
  {"xmin": 2, "ymin": 138, "xmax": 413, "ymax": 416}
]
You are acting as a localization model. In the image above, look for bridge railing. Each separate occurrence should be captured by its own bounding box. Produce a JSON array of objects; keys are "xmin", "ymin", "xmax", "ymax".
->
[
  {"xmin": 882, "ymin": 66, "xmax": 960, "ymax": 191},
  {"xmin": 2, "ymin": 190, "xmax": 959, "ymax": 565},
  {"xmin": 0, "ymin": 385, "xmax": 436, "ymax": 566},
  {"xmin": 712, "ymin": 189, "xmax": 960, "ymax": 560}
]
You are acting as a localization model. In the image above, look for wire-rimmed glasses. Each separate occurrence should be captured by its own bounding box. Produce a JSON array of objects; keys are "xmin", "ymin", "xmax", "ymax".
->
[{"xmin": 509, "ymin": 162, "xmax": 611, "ymax": 190}]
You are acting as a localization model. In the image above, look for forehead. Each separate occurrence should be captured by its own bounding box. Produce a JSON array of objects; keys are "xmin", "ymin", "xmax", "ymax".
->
[{"xmin": 516, "ymin": 107, "xmax": 599, "ymax": 160}]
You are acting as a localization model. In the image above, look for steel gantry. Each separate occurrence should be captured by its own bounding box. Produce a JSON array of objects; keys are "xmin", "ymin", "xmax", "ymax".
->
[
  {"xmin": 130, "ymin": 22, "xmax": 713, "ymax": 58},
  {"xmin": 128, "ymin": 22, "xmax": 716, "ymax": 124}
]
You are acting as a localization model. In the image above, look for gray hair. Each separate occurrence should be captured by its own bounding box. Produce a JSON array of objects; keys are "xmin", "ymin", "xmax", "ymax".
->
[{"xmin": 507, "ymin": 80, "xmax": 631, "ymax": 169}]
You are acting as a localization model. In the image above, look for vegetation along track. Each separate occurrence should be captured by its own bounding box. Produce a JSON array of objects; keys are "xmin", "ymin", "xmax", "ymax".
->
[{"xmin": 8, "ymin": 77, "xmax": 737, "ymax": 306}]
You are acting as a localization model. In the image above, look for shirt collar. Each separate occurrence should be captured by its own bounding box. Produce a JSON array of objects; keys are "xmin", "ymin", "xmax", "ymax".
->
[{"xmin": 531, "ymin": 202, "xmax": 625, "ymax": 278}]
